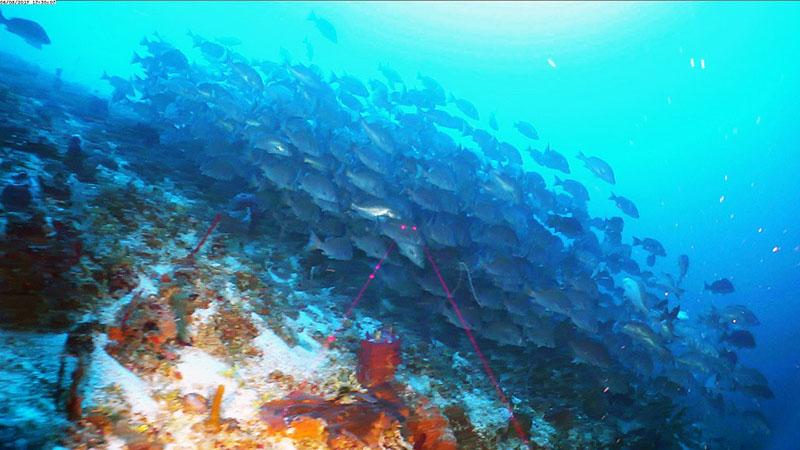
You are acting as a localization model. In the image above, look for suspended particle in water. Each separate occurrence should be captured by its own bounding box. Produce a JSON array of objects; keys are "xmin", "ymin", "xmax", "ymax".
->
[
  {"xmin": 701, "ymin": 59, "xmax": 706, "ymax": 69},
  {"xmin": 730, "ymin": 214, "xmax": 734, "ymax": 219},
  {"xmin": 772, "ymin": 246, "xmax": 780, "ymax": 253},
  {"xmin": 719, "ymin": 195, "xmax": 725, "ymax": 203},
  {"xmin": 724, "ymin": 174, "xmax": 728, "ymax": 181},
  {"xmin": 758, "ymin": 227, "xmax": 763, "ymax": 233},
  {"xmin": 756, "ymin": 116, "xmax": 761, "ymax": 125},
  {"xmin": 547, "ymin": 58, "xmax": 556, "ymax": 68},
  {"xmin": 690, "ymin": 58, "xmax": 695, "ymax": 68},
  {"xmin": 667, "ymin": 96, "xmax": 672, "ymax": 104}
]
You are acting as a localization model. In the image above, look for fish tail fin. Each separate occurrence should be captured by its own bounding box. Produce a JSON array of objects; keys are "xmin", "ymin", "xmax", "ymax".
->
[
  {"xmin": 577, "ymin": 150, "xmax": 586, "ymax": 160},
  {"xmin": 307, "ymin": 11, "xmax": 317, "ymax": 22},
  {"xmin": 329, "ymin": 71, "xmax": 338, "ymax": 82},
  {"xmin": 554, "ymin": 174, "xmax": 562, "ymax": 185},
  {"xmin": 131, "ymin": 52, "xmax": 142, "ymax": 65},
  {"xmin": 0, "ymin": 9, "xmax": 6, "ymax": 24},
  {"xmin": 101, "ymin": 70, "xmax": 109, "ymax": 80},
  {"xmin": 675, "ymin": 288, "xmax": 686, "ymax": 298},
  {"xmin": 305, "ymin": 231, "xmax": 322, "ymax": 252},
  {"xmin": 279, "ymin": 48, "xmax": 291, "ymax": 65},
  {"xmin": 668, "ymin": 305, "xmax": 680, "ymax": 322},
  {"xmin": 447, "ymin": 93, "xmax": 455, "ymax": 103},
  {"xmin": 187, "ymin": 29, "xmax": 202, "ymax": 47},
  {"xmin": 703, "ymin": 281, "xmax": 710, "ymax": 291},
  {"xmin": 632, "ymin": 236, "xmax": 641, "ymax": 246},
  {"xmin": 139, "ymin": 36, "xmax": 148, "ymax": 46}
]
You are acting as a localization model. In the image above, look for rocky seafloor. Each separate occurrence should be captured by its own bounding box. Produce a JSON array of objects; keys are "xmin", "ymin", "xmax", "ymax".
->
[{"xmin": 0, "ymin": 51, "xmax": 711, "ymax": 450}]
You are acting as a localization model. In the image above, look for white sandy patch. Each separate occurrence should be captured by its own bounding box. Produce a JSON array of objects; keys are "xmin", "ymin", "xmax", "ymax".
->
[
  {"xmin": 174, "ymin": 348, "xmax": 238, "ymax": 397},
  {"xmin": 87, "ymin": 335, "xmax": 159, "ymax": 421}
]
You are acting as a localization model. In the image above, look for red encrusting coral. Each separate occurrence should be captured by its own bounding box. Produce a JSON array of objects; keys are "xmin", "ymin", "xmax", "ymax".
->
[
  {"xmin": 259, "ymin": 390, "xmax": 407, "ymax": 447},
  {"xmin": 357, "ymin": 331, "xmax": 402, "ymax": 388},
  {"xmin": 407, "ymin": 398, "xmax": 458, "ymax": 450}
]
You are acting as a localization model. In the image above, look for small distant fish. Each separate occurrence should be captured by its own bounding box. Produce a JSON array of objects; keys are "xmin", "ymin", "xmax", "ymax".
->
[
  {"xmin": 529, "ymin": 144, "xmax": 569, "ymax": 173},
  {"xmin": 718, "ymin": 304, "xmax": 759, "ymax": 326},
  {"xmin": 397, "ymin": 241, "xmax": 425, "ymax": 269},
  {"xmin": 303, "ymin": 36, "xmax": 314, "ymax": 61},
  {"xmin": 622, "ymin": 277, "xmax": 649, "ymax": 315},
  {"xmin": 307, "ymin": 11, "xmax": 338, "ymax": 44},
  {"xmin": 721, "ymin": 330, "xmax": 755, "ymax": 349},
  {"xmin": 488, "ymin": 112, "xmax": 498, "ymax": 131},
  {"xmin": 0, "ymin": 8, "xmax": 51, "ymax": 49},
  {"xmin": 53, "ymin": 67, "xmax": 63, "ymax": 90},
  {"xmin": 306, "ymin": 231, "xmax": 353, "ymax": 261},
  {"xmin": 331, "ymin": 72, "xmax": 369, "ymax": 98},
  {"xmin": 448, "ymin": 94, "xmax": 479, "ymax": 121},
  {"xmin": 279, "ymin": 46, "xmax": 292, "ymax": 64},
  {"xmin": 101, "ymin": 71, "xmax": 135, "ymax": 102},
  {"xmin": 229, "ymin": 192, "xmax": 267, "ymax": 233},
  {"xmin": 568, "ymin": 338, "xmax": 612, "ymax": 368},
  {"xmin": 215, "ymin": 36, "xmax": 242, "ymax": 46},
  {"xmin": 514, "ymin": 121, "xmax": 539, "ymax": 140},
  {"xmin": 546, "ymin": 214, "xmax": 583, "ymax": 238},
  {"xmin": 188, "ymin": 30, "xmax": 227, "ymax": 62},
  {"xmin": 359, "ymin": 116, "xmax": 395, "ymax": 155},
  {"xmin": 678, "ymin": 254, "xmax": 689, "ymax": 283},
  {"xmin": 633, "ymin": 236, "xmax": 666, "ymax": 257},
  {"xmin": 576, "ymin": 151, "xmax": 615, "ymax": 184},
  {"xmin": 554, "ymin": 175, "xmax": 589, "ymax": 203},
  {"xmin": 705, "ymin": 278, "xmax": 734, "ymax": 295},
  {"xmin": 350, "ymin": 234, "xmax": 389, "ymax": 259},
  {"xmin": 378, "ymin": 62, "xmax": 403, "ymax": 86},
  {"xmin": 610, "ymin": 193, "xmax": 639, "ymax": 218}
]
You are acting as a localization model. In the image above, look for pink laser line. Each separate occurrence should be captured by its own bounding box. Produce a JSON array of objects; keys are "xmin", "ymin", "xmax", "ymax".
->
[
  {"xmin": 188, "ymin": 213, "xmax": 222, "ymax": 258},
  {"xmin": 420, "ymin": 239, "xmax": 531, "ymax": 447},
  {"xmin": 326, "ymin": 240, "xmax": 396, "ymax": 344}
]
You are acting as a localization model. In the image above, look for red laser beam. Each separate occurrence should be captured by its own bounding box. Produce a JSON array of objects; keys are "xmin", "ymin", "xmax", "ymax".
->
[
  {"xmin": 325, "ymin": 240, "xmax": 396, "ymax": 345},
  {"xmin": 188, "ymin": 213, "xmax": 222, "ymax": 258},
  {"xmin": 420, "ymin": 239, "xmax": 531, "ymax": 447}
]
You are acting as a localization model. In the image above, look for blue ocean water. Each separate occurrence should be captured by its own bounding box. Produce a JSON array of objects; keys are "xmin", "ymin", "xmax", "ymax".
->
[{"xmin": 1, "ymin": 2, "xmax": 799, "ymax": 448}]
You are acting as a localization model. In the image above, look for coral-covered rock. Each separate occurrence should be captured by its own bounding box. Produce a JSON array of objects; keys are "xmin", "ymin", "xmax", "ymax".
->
[
  {"xmin": 1, "ymin": 172, "xmax": 34, "ymax": 211},
  {"xmin": 407, "ymin": 398, "xmax": 458, "ymax": 450},
  {"xmin": 258, "ymin": 390, "xmax": 407, "ymax": 447}
]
